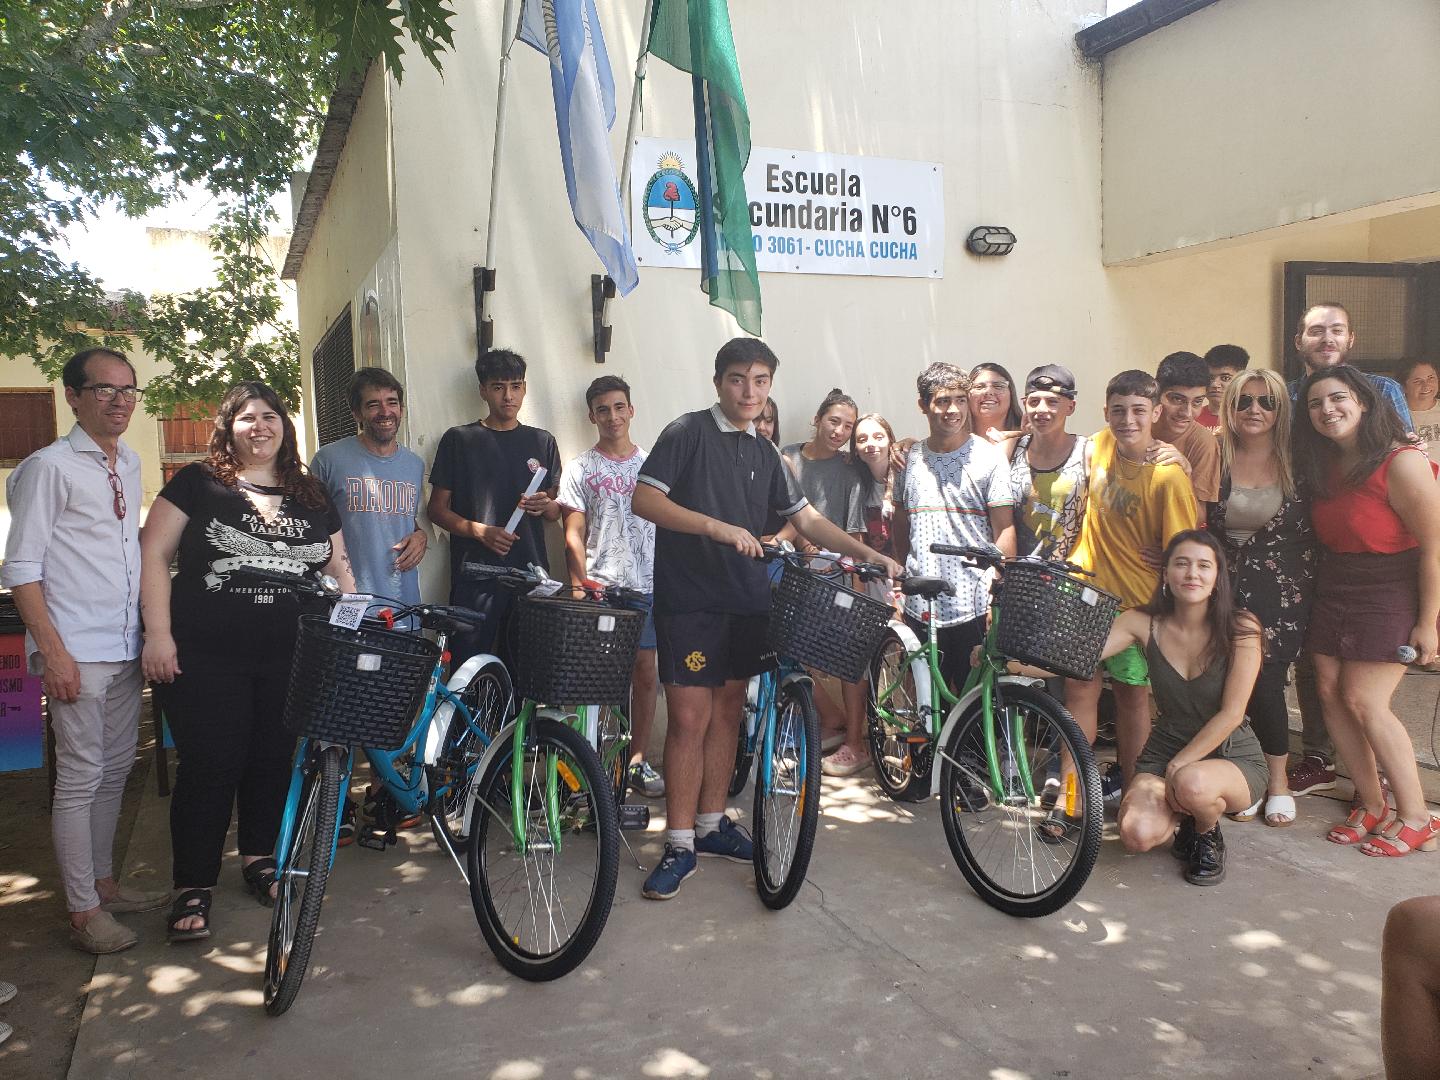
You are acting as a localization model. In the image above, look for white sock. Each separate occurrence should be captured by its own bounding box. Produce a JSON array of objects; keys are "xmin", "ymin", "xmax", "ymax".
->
[
  {"xmin": 695, "ymin": 812, "xmax": 724, "ymax": 838},
  {"xmin": 667, "ymin": 828, "xmax": 695, "ymax": 852}
]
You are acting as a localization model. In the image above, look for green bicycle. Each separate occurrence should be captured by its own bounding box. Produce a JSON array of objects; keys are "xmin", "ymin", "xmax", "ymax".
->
[{"xmin": 868, "ymin": 542, "xmax": 1110, "ymax": 917}]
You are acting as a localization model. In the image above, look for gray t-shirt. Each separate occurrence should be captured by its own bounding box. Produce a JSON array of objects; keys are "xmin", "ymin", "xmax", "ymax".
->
[
  {"xmin": 781, "ymin": 443, "xmax": 866, "ymax": 535},
  {"xmin": 310, "ymin": 436, "xmax": 424, "ymax": 606}
]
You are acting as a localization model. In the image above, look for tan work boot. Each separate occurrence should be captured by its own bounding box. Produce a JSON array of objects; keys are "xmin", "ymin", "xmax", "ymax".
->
[{"xmin": 69, "ymin": 910, "xmax": 138, "ymax": 955}]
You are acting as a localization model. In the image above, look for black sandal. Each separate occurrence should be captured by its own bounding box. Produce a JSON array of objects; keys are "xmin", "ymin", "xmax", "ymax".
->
[
  {"xmin": 167, "ymin": 889, "xmax": 212, "ymax": 943},
  {"xmin": 241, "ymin": 858, "xmax": 278, "ymax": 907}
]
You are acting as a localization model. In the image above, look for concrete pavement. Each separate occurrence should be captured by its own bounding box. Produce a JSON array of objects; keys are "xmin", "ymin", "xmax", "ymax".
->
[{"xmin": 61, "ymin": 765, "xmax": 1435, "ymax": 1080}]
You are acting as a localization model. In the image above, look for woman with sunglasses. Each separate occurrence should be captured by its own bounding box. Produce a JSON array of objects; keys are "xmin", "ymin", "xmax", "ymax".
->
[
  {"xmin": 1207, "ymin": 369, "xmax": 1317, "ymax": 828},
  {"xmin": 141, "ymin": 382, "xmax": 357, "ymax": 940},
  {"xmin": 1296, "ymin": 365, "xmax": 1440, "ymax": 857}
]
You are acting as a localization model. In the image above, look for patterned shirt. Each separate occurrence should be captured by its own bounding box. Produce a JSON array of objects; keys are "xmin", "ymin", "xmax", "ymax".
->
[
  {"xmin": 557, "ymin": 446, "xmax": 655, "ymax": 592},
  {"xmin": 898, "ymin": 435, "xmax": 1012, "ymax": 627}
]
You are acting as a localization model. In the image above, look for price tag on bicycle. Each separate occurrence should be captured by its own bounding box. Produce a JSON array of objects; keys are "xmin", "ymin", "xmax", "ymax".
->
[{"xmin": 328, "ymin": 593, "xmax": 373, "ymax": 631}]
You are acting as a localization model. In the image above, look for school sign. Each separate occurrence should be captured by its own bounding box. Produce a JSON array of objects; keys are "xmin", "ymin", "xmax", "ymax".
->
[{"xmin": 630, "ymin": 138, "xmax": 945, "ymax": 280}]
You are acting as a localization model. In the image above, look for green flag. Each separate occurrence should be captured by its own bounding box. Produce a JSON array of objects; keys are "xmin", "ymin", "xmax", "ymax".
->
[{"xmin": 648, "ymin": 0, "xmax": 761, "ymax": 335}]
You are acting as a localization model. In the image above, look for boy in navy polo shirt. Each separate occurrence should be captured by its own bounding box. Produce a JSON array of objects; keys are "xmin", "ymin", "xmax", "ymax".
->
[{"xmin": 633, "ymin": 338, "xmax": 901, "ymax": 900}]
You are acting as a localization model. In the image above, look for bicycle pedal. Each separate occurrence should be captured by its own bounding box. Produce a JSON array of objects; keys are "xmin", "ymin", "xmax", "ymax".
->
[
  {"xmin": 357, "ymin": 828, "xmax": 396, "ymax": 851},
  {"xmin": 618, "ymin": 804, "xmax": 650, "ymax": 831}
]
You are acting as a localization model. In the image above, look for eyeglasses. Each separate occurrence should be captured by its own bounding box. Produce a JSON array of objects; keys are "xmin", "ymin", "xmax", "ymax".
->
[
  {"xmin": 82, "ymin": 384, "xmax": 144, "ymax": 402},
  {"xmin": 971, "ymin": 380, "xmax": 1009, "ymax": 393},
  {"xmin": 1237, "ymin": 394, "xmax": 1277, "ymax": 413},
  {"xmin": 106, "ymin": 468, "xmax": 126, "ymax": 520}
]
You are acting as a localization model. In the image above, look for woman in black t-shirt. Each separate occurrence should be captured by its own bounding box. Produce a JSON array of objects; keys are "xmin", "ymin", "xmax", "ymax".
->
[{"xmin": 141, "ymin": 382, "xmax": 355, "ymax": 942}]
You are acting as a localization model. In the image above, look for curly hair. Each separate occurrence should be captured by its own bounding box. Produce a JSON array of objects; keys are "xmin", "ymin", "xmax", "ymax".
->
[{"xmin": 207, "ymin": 382, "xmax": 327, "ymax": 509}]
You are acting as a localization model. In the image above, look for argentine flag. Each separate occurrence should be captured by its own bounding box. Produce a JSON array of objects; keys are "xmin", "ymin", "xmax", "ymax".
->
[{"xmin": 520, "ymin": 0, "xmax": 640, "ymax": 295}]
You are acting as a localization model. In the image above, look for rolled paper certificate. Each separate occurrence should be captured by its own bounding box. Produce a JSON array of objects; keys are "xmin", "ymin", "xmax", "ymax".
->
[{"xmin": 504, "ymin": 466, "xmax": 547, "ymax": 534}]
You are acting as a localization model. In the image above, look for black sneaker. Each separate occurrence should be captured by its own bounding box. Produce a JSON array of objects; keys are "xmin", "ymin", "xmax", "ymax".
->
[
  {"xmin": 1184, "ymin": 823, "xmax": 1226, "ymax": 886},
  {"xmin": 1171, "ymin": 815, "xmax": 1196, "ymax": 861}
]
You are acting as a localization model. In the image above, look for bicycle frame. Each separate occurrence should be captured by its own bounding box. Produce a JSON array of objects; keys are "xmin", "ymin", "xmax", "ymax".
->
[
  {"xmin": 742, "ymin": 659, "xmax": 813, "ymax": 794},
  {"xmin": 870, "ymin": 598, "xmax": 1042, "ymax": 801}
]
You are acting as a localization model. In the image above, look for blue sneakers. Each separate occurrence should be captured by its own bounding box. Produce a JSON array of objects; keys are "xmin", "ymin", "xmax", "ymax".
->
[
  {"xmin": 694, "ymin": 816, "xmax": 753, "ymax": 863},
  {"xmin": 641, "ymin": 843, "xmax": 697, "ymax": 900}
]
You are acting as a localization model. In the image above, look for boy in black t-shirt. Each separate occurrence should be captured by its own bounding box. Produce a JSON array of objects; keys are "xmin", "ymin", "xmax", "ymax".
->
[
  {"xmin": 633, "ymin": 338, "xmax": 901, "ymax": 900},
  {"xmin": 428, "ymin": 348, "xmax": 561, "ymax": 660}
]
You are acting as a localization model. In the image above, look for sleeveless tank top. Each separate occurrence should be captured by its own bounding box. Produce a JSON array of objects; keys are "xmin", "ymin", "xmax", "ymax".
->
[
  {"xmin": 1312, "ymin": 445, "xmax": 1435, "ymax": 555},
  {"xmin": 1145, "ymin": 620, "xmax": 1228, "ymax": 742}
]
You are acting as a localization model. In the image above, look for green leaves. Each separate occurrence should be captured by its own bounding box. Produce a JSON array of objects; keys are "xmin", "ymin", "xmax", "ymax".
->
[{"xmin": 0, "ymin": 0, "xmax": 456, "ymax": 412}]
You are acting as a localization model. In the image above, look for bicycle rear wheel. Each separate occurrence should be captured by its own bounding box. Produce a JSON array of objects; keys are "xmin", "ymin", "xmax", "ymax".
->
[
  {"xmin": 595, "ymin": 705, "xmax": 630, "ymax": 808},
  {"xmin": 264, "ymin": 745, "xmax": 344, "ymax": 1015},
  {"xmin": 728, "ymin": 720, "xmax": 754, "ymax": 798},
  {"xmin": 429, "ymin": 659, "xmax": 511, "ymax": 852},
  {"xmin": 937, "ymin": 683, "xmax": 1102, "ymax": 918},
  {"xmin": 752, "ymin": 679, "xmax": 820, "ymax": 910},
  {"xmin": 466, "ymin": 717, "xmax": 618, "ymax": 981},
  {"xmin": 867, "ymin": 630, "xmax": 930, "ymax": 802}
]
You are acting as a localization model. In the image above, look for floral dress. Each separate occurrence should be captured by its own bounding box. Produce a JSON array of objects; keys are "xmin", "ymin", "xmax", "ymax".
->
[{"xmin": 1206, "ymin": 474, "xmax": 1317, "ymax": 663}]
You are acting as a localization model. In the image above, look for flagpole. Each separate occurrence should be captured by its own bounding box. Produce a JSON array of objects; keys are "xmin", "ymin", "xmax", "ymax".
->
[
  {"xmin": 604, "ymin": 0, "xmax": 655, "ymax": 340},
  {"xmin": 617, "ymin": 0, "xmax": 657, "ymax": 222},
  {"xmin": 478, "ymin": 0, "xmax": 524, "ymax": 351}
]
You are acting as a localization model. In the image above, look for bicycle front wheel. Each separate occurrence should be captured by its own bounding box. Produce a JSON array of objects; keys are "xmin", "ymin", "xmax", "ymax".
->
[
  {"xmin": 466, "ymin": 717, "xmax": 618, "ymax": 981},
  {"xmin": 752, "ymin": 679, "xmax": 820, "ymax": 910},
  {"xmin": 429, "ymin": 659, "xmax": 511, "ymax": 852},
  {"xmin": 937, "ymin": 683, "xmax": 1102, "ymax": 918},
  {"xmin": 867, "ymin": 630, "xmax": 931, "ymax": 802},
  {"xmin": 264, "ymin": 744, "xmax": 344, "ymax": 1016}
]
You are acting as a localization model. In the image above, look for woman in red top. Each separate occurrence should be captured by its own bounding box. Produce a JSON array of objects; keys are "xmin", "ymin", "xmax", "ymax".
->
[{"xmin": 1295, "ymin": 365, "xmax": 1440, "ymax": 857}]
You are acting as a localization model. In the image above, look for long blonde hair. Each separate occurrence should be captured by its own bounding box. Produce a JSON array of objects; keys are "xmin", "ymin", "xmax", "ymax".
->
[{"xmin": 1218, "ymin": 368, "xmax": 1296, "ymax": 499}]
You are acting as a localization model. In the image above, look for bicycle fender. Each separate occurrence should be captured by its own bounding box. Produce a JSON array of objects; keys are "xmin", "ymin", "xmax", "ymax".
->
[
  {"xmin": 421, "ymin": 652, "xmax": 505, "ymax": 766},
  {"xmin": 885, "ymin": 619, "xmax": 936, "ymax": 730},
  {"xmin": 778, "ymin": 670, "xmax": 812, "ymax": 692},
  {"xmin": 462, "ymin": 715, "xmax": 523, "ymax": 830},
  {"xmin": 925, "ymin": 675, "xmax": 1045, "ymax": 797}
]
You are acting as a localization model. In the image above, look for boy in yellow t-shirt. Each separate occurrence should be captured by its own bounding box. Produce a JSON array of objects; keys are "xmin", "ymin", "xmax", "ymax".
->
[{"xmin": 1068, "ymin": 370, "xmax": 1197, "ymax": 784}]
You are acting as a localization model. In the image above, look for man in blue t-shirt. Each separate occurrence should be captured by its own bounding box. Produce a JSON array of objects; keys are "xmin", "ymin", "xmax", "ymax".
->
[
  {"xmin": 632, "ymin": 338, "xmax": 901, "ymax": 901},
  {"xmin": 310, "ymin": 368, "xmax": 428, "ymax": 607},
  {"xmin": 1287, "ymin": 302, "xmax": 1413, "ymax": 430}
]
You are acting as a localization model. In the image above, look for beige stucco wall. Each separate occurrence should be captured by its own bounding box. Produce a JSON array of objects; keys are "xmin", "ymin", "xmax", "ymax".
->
[
  {"xmin": 1100, "ymin": 0, "xmax": 1440, "ymax": 264},
  {"xmin": 293, "ymin": 60, "xmax": 400, "ymax": 451},
  {"xmin": 326, "ymin": 0, "xmax": 1114, "ymax": 598}
]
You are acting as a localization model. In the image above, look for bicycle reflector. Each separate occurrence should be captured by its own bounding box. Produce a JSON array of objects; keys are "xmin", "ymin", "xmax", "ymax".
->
[{"xmin": 379, "ymin": 608, "xmax": 395, "ymax": 629}]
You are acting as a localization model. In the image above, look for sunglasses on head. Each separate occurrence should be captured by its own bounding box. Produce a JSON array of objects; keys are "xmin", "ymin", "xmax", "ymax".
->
[{"xmin": 1237, "ymin": 393, "xmax": 1277, "ymax": 413}]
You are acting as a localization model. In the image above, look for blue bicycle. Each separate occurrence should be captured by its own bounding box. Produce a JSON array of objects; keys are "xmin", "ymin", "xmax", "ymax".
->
[{"xmin": 732, "ymin": 546, "xmax": 891, "ymax": 908}]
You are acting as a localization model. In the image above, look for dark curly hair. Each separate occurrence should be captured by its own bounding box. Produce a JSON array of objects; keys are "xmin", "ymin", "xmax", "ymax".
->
[{"xmin": 207, "ymin": 382, "xmax": 327, "ymax": 509}]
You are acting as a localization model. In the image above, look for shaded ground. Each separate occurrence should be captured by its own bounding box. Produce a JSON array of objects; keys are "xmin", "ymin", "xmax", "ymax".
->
[{"xmin": 2, "ymin": 674, "xmax": 1438, "ymax": 1079}]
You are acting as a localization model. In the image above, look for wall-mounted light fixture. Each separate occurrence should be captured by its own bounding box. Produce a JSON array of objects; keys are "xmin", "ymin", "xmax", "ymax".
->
[
  {"xmin": 966, "ymin": 226, "xmax": 1016, "ymax": 257},
  {"xmin": 591, "ymin": 274, "xmax": 616, "ymax": 364}
]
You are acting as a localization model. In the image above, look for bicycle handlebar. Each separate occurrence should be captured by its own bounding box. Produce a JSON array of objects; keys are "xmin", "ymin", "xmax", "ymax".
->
[
  {"xmin": 462, "ymin": 562, "xmax": 648, "ymax": 608},
  {"xmin": 757, "ymin": 543, "xmax": 889, "ymax": 582},
  {"xmin": 928, "ymin": 543, "xmax": 1095, "ymax": 578},
  {"xmin": 230, "ymin": 567, "xmax": 485, "ymax": 631}
]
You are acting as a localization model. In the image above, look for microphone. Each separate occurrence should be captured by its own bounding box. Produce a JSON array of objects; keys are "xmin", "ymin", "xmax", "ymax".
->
[{"xmin": 1398, "ymin": 645, "xmax": 1418, "ymax": 663}]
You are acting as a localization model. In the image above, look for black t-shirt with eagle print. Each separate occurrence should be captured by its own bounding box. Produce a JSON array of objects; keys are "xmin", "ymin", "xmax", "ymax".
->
[{"xmin": 158, "ymin": 462, "xmax": 341, "ymax": 654}]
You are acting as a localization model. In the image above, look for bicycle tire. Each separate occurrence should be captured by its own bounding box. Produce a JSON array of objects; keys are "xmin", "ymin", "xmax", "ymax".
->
[
  {"xmin": 264, "ymin": 745, "xmax": 344, "ymax": 1015},
  {"xmin": 428, "ymin": 659, "xmax": 511, "ymax": 853},
  {"xmin": 752, "ymin": 680, "xmax": 821, "ymax": 910},
  {"xmin": 466, "ymin": 717, "xmax": 618, "ymax": 981},
  {"xmin": 867, "ymin": 630, "xmax": 931, "ymax": 802},
  {"xmin": 728, "ymin": 720, "xmax": 755, "ymax": 798},
  {"xmin": 937, "ymin": 683, "xmax": 1102, "ymax": 918},
  {"xmin": 595, "ymin": 705, "xmax": 630, "ymax": 808}
]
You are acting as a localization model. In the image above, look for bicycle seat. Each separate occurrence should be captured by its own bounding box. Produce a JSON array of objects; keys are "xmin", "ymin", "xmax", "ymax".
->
[{"xmin": 901, "ymin": 576, "xmax": 955, "ymax": 599}]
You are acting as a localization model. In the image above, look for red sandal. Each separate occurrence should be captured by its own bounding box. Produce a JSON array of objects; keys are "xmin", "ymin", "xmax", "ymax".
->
[
  {"xmin": 1327, "ymin": 806, "xmax": 1395, "ymax": 845},
  {"xmin": 1360, "ymin": 816, "xmax": 1440, "ymax": 858}
]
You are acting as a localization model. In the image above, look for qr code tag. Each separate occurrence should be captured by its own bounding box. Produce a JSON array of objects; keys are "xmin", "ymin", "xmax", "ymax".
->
[
  {"xmin": 1081, "ymin": 587, "xmax": 1098, "ymax": 607},
  {"xmin": 329, "ymin": 594, "xmax": 372, "ymax": 630}
]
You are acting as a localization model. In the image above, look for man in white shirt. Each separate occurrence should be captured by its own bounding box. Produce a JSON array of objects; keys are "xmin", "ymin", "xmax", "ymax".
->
[{"xmin": 2, "ymin": 348, "xmax": 166, "ymax": 953}]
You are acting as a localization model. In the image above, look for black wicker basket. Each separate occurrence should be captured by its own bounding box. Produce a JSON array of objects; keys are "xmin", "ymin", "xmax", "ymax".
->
[
  {"xmin": 768, "ymin": 562, "xmax": 892, "ymax": 682},
  {"xmin": 513, "ymin": 596, "xmax": 644, "ymax": 707},
  {"xmin": 994, "ymin": 561, "xmax": 1119, "ymax": 681},
  {"xmin": 283, "ymin": 615, "xmax": 440, "ymax": 748}
]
